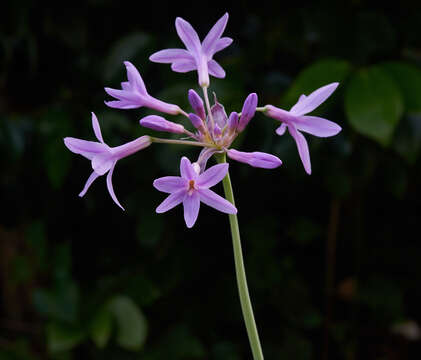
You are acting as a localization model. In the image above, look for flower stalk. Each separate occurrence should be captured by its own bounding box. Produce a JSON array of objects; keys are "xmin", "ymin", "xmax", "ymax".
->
[
  {"xmin": 216, "ymin": 152, "xmax": 264, "ymax": 360},
  {"xmin": 149, "ymin": 137, "xmax": 214, "ymax": 148}
]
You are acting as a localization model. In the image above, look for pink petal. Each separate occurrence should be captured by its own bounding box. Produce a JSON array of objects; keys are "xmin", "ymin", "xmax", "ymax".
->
[
  {"xmin": 104, "ymin": 100, "xmax": 139, "ymax": 109},
  {"xmin": 183, "ymin": 192, "xmax": 200, "ymax": 228},
  {"xmin": 106, "ymin": 162, "xmax": 124, "ymax": 210},
  {"xmin": 196, "ymin": 163, "xmax": 228, "ymax": 188},
  {"xmin": 175, "ymin": 17, "xmax": 201, "ymax": 54},
  {"xmin": 124, "ymin": 61, "xmax": 147, "ymax": 95},
  {"xmin": 180, "ymin": 157, "xmax": 198, "ymax": 180},
  {"xmin": 214, "ymin": 37, "xmax": 233, "ymax": 54},
  {"xmin": 149, "ymin": 49, "xmax": 193, "ymax": 63},
  {"xmin": 171, "ymin": 59, "xmax": 197, "ymax": 73},
  {"xmin": 208, "ymin": 59, "xmax": 225, "ymax": 78},
  {"xmin": 153, "ymin": 176, "xmax": 187, "ymax": 193},
  {"xmin": 92, "ymin": 153, "xmax": 114, "ymax": 175},
  {"xmin": 104, "ymin": 87, "xmax": 141, "ymax": 102},
  {"xmin": 276, "ymin": 123, "xmax": 287, "ymax": 136},
  {"xmin": 79, "ymin": 171, "xmax": 100, "ymax": 197},
  {"xmin": 202, "ymin": 13, "xmax": 229, "ymax": 56},
  {"xmin": 121, "ymin": 81, "xmax": 131, "ymax": 91},
  {"xmin": 289, "ymin": 82, "xmax": 339, "ymax": 116},
  {"xmin": 198, "ymin": 188, "xmax": 237, "ymax": 214},
  {"xmin": 156, "ymin": 189, "xmax": 185, "ymax": 213},
  {"xmin": 64, "ymin": 137, "xmax": 108, "ymax": 160},
  {"xmin": 294, "ymin": 116, "xmax": 342, "ymax": 137},
  {"xmin": 91, "ymin": 112, "xmax": 104, "ymax": 143},
  {"xmin": 288, "ymin": 126, "xmax": 312, "ymax": 175}
]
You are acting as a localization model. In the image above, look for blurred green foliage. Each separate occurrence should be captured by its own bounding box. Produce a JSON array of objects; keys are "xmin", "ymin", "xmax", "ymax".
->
[{"xmin": 1, "ymin": 1, "xmax": 421, "ymax": 359}]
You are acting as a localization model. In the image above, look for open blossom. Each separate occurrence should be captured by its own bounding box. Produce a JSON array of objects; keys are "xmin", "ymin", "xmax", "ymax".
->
[
  {"xmin": 64, "ymin": 113, "xmax": 151, "ymax": 210},
  {"xmin": 153, "ymin": 157, "xmax": 237, "ymax": 228},
  {"xmin": 264, "ymin": 82, "xmax": 342, "ymax": 174},
  {"xmin": 150, "ymin": 13, "xmax": 232, "ymax": 87},
  {"xmin": 105, "ymin": 61, "xmax": 181, "ymax": 115}
]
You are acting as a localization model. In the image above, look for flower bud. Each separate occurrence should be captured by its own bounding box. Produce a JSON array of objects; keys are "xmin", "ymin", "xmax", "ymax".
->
[
  {"xmin": 139, "ymin": 115, "xmax": 184, "ymax": 134},
  {"xmin": 227, "ymin": 149, "xmax": 282, "ymax": 169},
  {"xmin": 237, "ymin": 93, "xmax": 258, "ymax": 132},
  {"xmin": 188, "ymin": 113, "xmax": 206, "ymax": 133},
  {"xmin": 227, "ymin": 112, "xmax": 238, "ymax": 133},
  {"xmin": 188, "ymin": 89, "xmax": 206, "ymax": 120}
]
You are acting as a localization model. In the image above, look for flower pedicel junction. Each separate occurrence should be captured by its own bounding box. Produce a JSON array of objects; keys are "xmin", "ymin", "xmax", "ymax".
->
[{"xmin": 64, "ymin": 13, "xmax": 341, "ymax": 360}]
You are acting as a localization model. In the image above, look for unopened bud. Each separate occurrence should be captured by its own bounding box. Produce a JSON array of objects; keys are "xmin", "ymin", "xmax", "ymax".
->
[
  {"xmin": 237, "ymin": 93, "xmax": 258, "ymax": 132},
  {"xmin": 227, "ymin": 112, "xmax": 238, "ymax": 133},
  {"xmin": 188, "ymin": 89, "xmax": 206, "ymax": 120},
  {"xmin": 188, "ymin": 113, "xmax": 206, "ymax": 133},
  {"xmin": 227, "ymin": 149, "xmax": 282, "ymax": 169},
  {"xmin": 139, "ymin": 115, "xmax": 184, "ymax": 134}
]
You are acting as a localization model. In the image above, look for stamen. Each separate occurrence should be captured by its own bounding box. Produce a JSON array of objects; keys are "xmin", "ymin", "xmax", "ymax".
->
[{"xmin": 188, "ymin": 179, "xmax": 195, "ymax": 195}]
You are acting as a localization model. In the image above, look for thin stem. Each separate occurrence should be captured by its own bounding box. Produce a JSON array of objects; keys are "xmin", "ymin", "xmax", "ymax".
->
[
  {"xmin": 202, "ymin": 86, "xmax": 215, "ymax": 131},
  {"xmin": 179, "ymin": 109, "xmax": 190, "ymax": 118},
  {"xmin": 150, "ymin": 137, "xmax": 213, "ymax": 148},
  {"xmin": 183, "ymin": 129, "xmax": 199, "ymax": 140},
  {"xmin": 216, "ymin": 153, "xmax": 264, "ymax": 360},
  {"xmin": 255, "ymin": 107, "xmax": 266, "ymax": 112}
]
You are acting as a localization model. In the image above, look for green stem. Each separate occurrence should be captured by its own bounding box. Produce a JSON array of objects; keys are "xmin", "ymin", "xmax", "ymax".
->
[
  {"xmin": 216, "ymin": 153, "xmax": 264, "ymax": 360},
  {"xmin": 150, "ymin": 137, "xmax": 213, "ymax": 148}
]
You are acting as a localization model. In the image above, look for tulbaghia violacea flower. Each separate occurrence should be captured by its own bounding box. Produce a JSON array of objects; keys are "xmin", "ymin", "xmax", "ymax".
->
[
  {"xmin": 149, "ymin": 13, "xmax": 232, "ymax": 87},
  {"xmin": 64, "ymin": 113, "xmax": 151, "ymax": 210},
  {"xmin": 105, "ymin": 61, "xmax": 182, "ymax": 115},
  {"xmin": 264, "ymin": 82, "xmax": 342, "ymax": 174},
  {"xmin": 153, "ymin": 157, "xmax": 237, "ymax": 228}
]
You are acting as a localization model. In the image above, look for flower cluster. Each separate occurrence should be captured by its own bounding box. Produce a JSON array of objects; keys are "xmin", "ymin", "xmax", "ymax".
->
[{"xmin": 64, "ymin": 13, "xmax": 341, "ymax": 227}]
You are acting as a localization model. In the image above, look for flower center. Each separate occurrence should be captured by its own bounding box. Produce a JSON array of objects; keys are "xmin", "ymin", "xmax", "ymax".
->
[{"xmin": 187, "ymin": 179, "xmax": 196, "ymax": 195}]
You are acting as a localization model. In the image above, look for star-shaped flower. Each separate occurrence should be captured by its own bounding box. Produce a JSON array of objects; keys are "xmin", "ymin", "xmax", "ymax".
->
[
  {"xmin": 153, "ymin": 157, "xmax": 237, "ymax": 228},
  {"xmin": 265, "ymin": 82, "xmax": 342, "ymax": 174},
  {"xmin": 149, "ymin": 13, "xmax": 232, "ymax": 87},
  {"xmin": 64, "ymin": 112, "xmax": 151, "ymax": 210},
  {"xmin": 105, "ymin": 61, "xmax": 181, "ymax": 115}
]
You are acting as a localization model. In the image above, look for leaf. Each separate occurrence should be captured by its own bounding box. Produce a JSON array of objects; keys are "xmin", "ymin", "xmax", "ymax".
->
[
  {"xmin": 381, "ymin": 61, "xmax": 421, "ymax": 114},
  {"xmin": 90, "ymin": 305, "xmax": 112, "ymax": 349},
  {"xmin": 345, "ymin": 66, "xmax": 404, "ymax": 146},
  {"xmin": 282, "ymin": 58, "xmax": 351, "ymax": 110},
  {"xmin": 108, "ymin": 295, "xmax": 147, "ymax": 351},
  {"xmin": 46, "ymin": 322, "xmax": 85, "ymax": 354}
]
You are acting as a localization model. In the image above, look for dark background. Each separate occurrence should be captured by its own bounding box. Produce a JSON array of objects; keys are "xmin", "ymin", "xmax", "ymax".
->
[{"xmin": 1, "ymin": 1, "xmax": 421, "ymax": 359}]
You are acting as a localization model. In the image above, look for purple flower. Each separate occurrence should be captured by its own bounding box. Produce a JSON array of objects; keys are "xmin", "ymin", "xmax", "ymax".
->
[
  {"xmin": 265, "ymin": 82, "xmax": 341, "ymax": 174},
  {"xmin": 227, "ymin": 149, "xmax": 282, "ymax": 169},
  {"xmin": 139, "ymin": 115, "xmax": 185, "ymax": 134},
  {"xmin": 105, "ymin": 61, "xmax": 181, "ymax": 115},
  {"xmin": 64, "ymin": 113, "xmax": 151, "ymax": 210},
  {"xmin": 149, "ymin": 13, "xmax": 232, "ymax": 87},
  {"xmin": 153, "ymin": 157, "xmax": 237, "ymax": 228}
]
